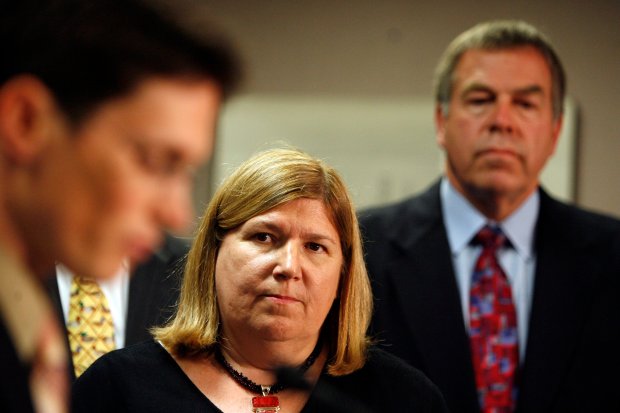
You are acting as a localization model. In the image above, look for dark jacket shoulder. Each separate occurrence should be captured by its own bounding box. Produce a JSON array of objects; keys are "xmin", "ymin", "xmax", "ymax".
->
[
  {"xmin": 538, "ymin": 190, "xmax": 620, "ymax": 241},
  {"xmin": 310, "ymin": 346, "xmax": 449, "ymax": 413},
  {"xmin": 359, "ymin": 183, "xmax": 440, "ymax": 231}
]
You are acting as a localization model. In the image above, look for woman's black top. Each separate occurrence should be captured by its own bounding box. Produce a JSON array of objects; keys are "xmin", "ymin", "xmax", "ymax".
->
[{"xmin": 72, "ymin": 340, "xmax": 449, "ymax": 412}]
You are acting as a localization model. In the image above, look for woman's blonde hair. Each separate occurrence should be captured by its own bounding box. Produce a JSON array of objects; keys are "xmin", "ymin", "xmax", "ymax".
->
[{"xmin": 153, "ymin": 148, "xmax": 372, "ymax": 375}]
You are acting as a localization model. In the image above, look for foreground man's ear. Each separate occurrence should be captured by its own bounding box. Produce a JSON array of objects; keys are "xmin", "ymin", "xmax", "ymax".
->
[{"xmin": 0, "ymin": 75, "xmax": 63, "ymax": 164}]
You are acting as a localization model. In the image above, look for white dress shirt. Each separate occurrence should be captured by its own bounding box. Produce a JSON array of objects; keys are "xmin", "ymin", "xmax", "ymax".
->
[
  {"xmin": 56, "ymin": 263, "xmax": 130, "ymax": 349},
  {"xmin": 440, "ymin": 178, "xmax": 538, "ymax": 360}
]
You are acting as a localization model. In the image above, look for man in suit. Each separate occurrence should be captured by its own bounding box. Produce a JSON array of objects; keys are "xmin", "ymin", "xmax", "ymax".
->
[
  {"xmin": 46, "ymin": 235, "xmax": 188, "ymax": 380},
  {"xmin": 360, "ymin": 20, "xmax": 620, "ymax": 413},
  {"xmin": 0, "ymin": 0, "xmax": 238, "ymax": 411}
]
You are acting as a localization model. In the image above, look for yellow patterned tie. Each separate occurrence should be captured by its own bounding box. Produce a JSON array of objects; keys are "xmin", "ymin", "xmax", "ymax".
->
[{"xmin": 66, "ymin": 276, "xmax": 115, "ymax": 378}]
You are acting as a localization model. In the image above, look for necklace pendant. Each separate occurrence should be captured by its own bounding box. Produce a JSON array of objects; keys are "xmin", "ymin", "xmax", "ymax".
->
[{"xmin": 252, "ymin": 395, "xmax": 280, "ymax": 412}]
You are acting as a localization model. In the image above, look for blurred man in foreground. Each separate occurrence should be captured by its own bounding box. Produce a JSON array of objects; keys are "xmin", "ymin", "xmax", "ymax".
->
[{"xmin": 0, "ymin": 0, "xmax": 239, "ymax": 411}]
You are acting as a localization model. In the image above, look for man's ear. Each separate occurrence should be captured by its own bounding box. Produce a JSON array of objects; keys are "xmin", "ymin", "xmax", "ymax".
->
[
  {"xmin": 0, "ymin": 75, "xmax": 61, "ymax": 164},
  {"xmin": 549, "ymin": 114, "xmax": 563, "ymax": 156},
  {"xmin": 435, "ymin": 103, "xmax": 447, "ymax": 149}
]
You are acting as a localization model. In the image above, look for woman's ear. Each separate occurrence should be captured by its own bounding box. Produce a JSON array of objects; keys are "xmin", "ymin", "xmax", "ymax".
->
[{"xmin": 0, "ymin": 75, "xmax": 63, "ymax": 164}]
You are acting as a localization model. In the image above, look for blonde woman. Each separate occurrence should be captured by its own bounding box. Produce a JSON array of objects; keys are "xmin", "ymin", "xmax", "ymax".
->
[{"xmin": 73, "ymin": 148, "xmax": 448, "ymax": 412}]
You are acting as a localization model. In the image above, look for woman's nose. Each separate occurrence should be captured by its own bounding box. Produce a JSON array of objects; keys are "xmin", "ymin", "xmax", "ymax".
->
[{"xmin": 273, "ymin": 241, "xmax": 301, "ymax": 281}]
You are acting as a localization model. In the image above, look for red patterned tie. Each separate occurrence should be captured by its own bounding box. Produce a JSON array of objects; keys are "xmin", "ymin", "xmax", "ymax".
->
[{"xmin": 469, "ymin": 226, "xmax": 519, "ymax": 413}]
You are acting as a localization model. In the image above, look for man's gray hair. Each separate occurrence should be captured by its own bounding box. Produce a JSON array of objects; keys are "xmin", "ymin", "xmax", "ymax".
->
[{"xmin": 434, "ymin": 20, "xmax": 566, "ymax": 119}]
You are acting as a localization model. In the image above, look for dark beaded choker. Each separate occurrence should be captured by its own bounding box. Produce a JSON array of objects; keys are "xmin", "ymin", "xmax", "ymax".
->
[{"xmin": 215, "ymin": 340, "xmax": 322, "ymax": 395}]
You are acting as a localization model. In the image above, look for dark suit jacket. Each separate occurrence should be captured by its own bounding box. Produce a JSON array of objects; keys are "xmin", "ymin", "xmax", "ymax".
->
[
  {"xmin": 359, "ymin": 181, "xmax": 620, "ymax": 413},
  {"xmin": 46, "ymin": 235, "xmax": 188, "ymax": 379},
  {"xmin": 0, "ymin": 318, "xmax": 35, "ymax": 413}
]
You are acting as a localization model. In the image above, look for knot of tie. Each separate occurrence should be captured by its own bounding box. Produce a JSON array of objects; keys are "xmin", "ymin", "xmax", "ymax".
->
[
  {"xmin": 473, "ymin": 225, "xmax": 507, "ymax": 251},
  {"xmin": 74, "ymin": 277, "xmax": 104, "ymax": 296}
]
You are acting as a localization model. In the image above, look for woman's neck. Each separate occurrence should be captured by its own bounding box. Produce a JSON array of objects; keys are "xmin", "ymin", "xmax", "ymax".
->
[
  {"xmin": 220, "ymin": 327, "xmax": 320, "ymax": 365},
  {"xmin": 169, "ymin": 337, "xmax": 328, "ymax": 413},
  {"xmin": 217, "ymin": 333, "xmax": 322, "ymax": 386}
]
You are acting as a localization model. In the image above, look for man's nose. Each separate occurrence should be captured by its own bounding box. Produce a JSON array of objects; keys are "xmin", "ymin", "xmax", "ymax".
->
[
  {"xmin": 489, "ymin": 97, "xmax": 515, "ymax": 134},
  {"xmin": 156, "ymin": 179, "xmax": 193, "ymax": 234}
]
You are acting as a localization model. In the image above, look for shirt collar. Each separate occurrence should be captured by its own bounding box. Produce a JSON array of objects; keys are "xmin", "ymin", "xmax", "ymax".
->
[{"xmin": 440, "ymin": 177, "xmax": 538, "ymax": 259}]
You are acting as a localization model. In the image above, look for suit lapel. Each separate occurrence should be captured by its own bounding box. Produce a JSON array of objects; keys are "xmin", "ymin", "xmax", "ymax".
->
[
  {"xmin": 44, "ymin": 273, "xmax": 76, "ymax": 381},
  {"xmin": 125, "ymin": 235, "xmax": 186, "ymax": 345},
  {"xmin": 0, "ymin": 318, "xmax": 35, "ymax": 412},
  {"xmin": 44, "ymin": 274, "xmax": 63, "ymax": 323},
  {"xmin": 385, "ymin": 183, "xmax": 480, "ymax": 412},
  {"xmin": 517, "ymin": 191, "xmax": 599, "ymax": 412},
  {"xmin": 125, "ymin": 261, "xmax": 158, "ymax": 345}
]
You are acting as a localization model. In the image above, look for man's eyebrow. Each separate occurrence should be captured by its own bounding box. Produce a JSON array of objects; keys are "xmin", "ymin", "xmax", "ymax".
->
[
  {"xmin": 459, "ymin": 83, "xmax": 545, "ymax": 98},
  {"xmin": 460, "ymin": 82, "xmax": 494, "ymax": 97},
  {"xmin": 512, "ymin": 85, "xmax": 544, "ymax": 95}
]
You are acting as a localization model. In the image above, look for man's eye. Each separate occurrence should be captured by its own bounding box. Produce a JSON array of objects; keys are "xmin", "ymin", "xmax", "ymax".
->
[
  {"xmin": 133, "ymin": 143, "xmax": 186, "ymax": 178},
  {"xmin": 132, "ymin": 142, "xmax": 165, "ymax": 172},
  {"xmin": 515, "ymin": 99, "xmax": 536, "ymax": 109},
  {"xmin": 467, "ymin": 97, "xmax": 492, "ymax": 106},
  {"xmin": 139, "ymin": 151, "xmax": 163, "ymax": 172}
]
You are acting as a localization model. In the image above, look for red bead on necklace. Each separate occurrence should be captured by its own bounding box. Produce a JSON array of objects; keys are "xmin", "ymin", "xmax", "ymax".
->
[{"xmin": 252, "ymin": 386, "xmax": 280, "ymax": 412}]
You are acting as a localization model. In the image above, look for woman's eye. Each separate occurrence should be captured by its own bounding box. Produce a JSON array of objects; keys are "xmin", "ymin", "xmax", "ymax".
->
[
  {"xmin": 254, "ymin": 233, "xmax": 272, "ymax": 243},
  {"xmin": 307, "ymin": 242, "xmax": 325, "ymax": 253}
]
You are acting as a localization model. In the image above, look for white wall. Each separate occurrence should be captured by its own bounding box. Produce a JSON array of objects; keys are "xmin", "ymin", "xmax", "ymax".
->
[
  {"xmin": 212, "ymin": 95, "xmax": 577, "ymax": 210},
  {"xmin": 194, "ymin": 0, "xmax": 620, "ymax": 217}
]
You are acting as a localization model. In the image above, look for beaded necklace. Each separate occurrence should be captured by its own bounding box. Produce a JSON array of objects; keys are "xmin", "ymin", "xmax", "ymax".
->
[{"xmin": 215, "ymin": 341, "xmax": 322, "ymax": 412}]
